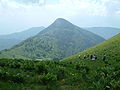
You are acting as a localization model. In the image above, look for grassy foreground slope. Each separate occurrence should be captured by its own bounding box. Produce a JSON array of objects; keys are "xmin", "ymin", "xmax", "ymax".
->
[
  {"xmin": 64, "ymin": 33, "xmax": 120, "ymax": 62},
  {"xmin": 0, "ymin": 34, "xmax": 119, "ymax": 90}
]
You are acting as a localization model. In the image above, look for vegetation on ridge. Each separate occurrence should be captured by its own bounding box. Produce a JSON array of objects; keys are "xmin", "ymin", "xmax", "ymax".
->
[
  {"xmin": 0, "ymin": 27, "xmax": 45, "ymax": 50},
  {"xmin": 0, "ymin": 18, "xmax": 105, "ymax": 60},
  {"xmin": 0, "ymin": 34, "xmax": 119, "ymax": 89}
]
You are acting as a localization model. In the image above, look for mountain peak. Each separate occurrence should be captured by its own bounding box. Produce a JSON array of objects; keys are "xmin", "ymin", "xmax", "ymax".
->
[
  {"xmin": 51, "ymin": 18, "xmax": 73, "ymax": 28},
  {"xmin": 55, "ymin": 18, "xmax": 68, "ymax": 22}
]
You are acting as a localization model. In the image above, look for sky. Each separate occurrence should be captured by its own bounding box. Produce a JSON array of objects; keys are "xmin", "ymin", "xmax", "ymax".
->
[{"xmin": 0, "ymin": 0, "xmax": 120, "ymax": 34}]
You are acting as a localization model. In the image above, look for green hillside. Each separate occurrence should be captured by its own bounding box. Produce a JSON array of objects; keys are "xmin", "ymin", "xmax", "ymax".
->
[
  {"xmin": 0, "ymin": 18, "xmax": 105, "ymax": 60},
  {"xmin": 0, "ymin": 34, "xmax": 119, "ymax": 90},
  {"xmin": 0, "ymin": 27, "xmax": 45, "ymax": 51},
  {"xmin": 64, "ymin": 33, "xmax": 120, "ymax": 62}
]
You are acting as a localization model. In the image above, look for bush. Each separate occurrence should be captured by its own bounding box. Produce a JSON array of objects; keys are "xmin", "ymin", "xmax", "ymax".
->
[
  {"xmin": 9, "ymin": 62, "xmax": 21, "ymax": 69},
  {"xmin": 0, "ymin": 68, "xmax": 25, "ymax": 83},
  {"xmin": 11, "ymin": 73, "xmax": 25, "ymax": 83},
  {"xmin": 21, "ymin": 61, "xmax": 35, "ymax": 71},
  {"xmin": 75, "ymin": 63, "xmax": 90, "ymax": 74},
  {"xmin": 36, "ymin": 64, "xmax": 48, "ymax": 74},
  {"xmin": 37, "ymin": 73, "xmax": 57, "ymax": 85},
  {"xmin": 0, "ymin": 70, "xmax": 10, "ymax": 81},
  {"xmin": 56, "ymin": 67, "xmax": 66, "ymax": 80}
]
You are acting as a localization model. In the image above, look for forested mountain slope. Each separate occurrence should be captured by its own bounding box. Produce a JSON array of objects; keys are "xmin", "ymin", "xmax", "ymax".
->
[{"xmin": 0, "ymin": 18, "xmax": 105, "ymax": 60}]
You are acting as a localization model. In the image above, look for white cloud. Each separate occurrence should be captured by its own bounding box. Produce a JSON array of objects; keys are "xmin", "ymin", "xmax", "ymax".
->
[
  {"xmin": 54, "ymin": 0, "xmax": 108, "ymax": 16},
  {"xmin": 116, "ymin": 10, "xmax": 120, "ymax": 15},
  {"xmin": 0, "ymin": 0, "xmax": 120, "ymax": 34},
  {"xmin": 0, "ymin": 0, "xmax": 118, "ymax": 17}
]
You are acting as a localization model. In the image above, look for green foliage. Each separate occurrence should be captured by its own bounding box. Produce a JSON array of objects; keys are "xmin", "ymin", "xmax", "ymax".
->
[
  {"xmin": 36, "ymin": 73, "xmax": 57, "ymax": 85},
  {"xmin": 0, "ymin": 34, "xmax": 120, "ymax": 89},
  {"xmin": 64, "ymin": 34, "xmax": 120, "ymax": 62},
  {"xmin": 0, "ymin": 18, "xmax": 104, "ymax": 60},
  {"xmin": 0, "ymin": 27, "xmax": 45, "ymax": 51},
  {"xmin": 54, "ymin": 66, "xmax": 66, "ymax": 80},
  {"xmin": 91, "ymin": 66, "xmax": 120, "ymax": 89},
  {"xmin": 36, "ymin": 63, "xmax": 48, "ymax": 74},
  {"xmin": 0, "ymin": 55, "xmax": 119, "ymax": 89},
  {"xmin": 0, "ymin": 67, "xmax": 25, "ymax": 83}
]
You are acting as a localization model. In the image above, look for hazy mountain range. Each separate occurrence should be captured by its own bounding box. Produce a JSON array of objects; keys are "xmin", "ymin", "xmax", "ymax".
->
[
  {"xmin": 0, "ymin": 18, "xmax": 105, "ymax": 60},
  {"xmin": 0, "ymin": 27, "xmax": 45, "ymax": 50},
  {"xmin": 0, "ymin": 23, "xmax": 120, "ymax": 51},
  {"xmin": 85, "ymin": 27, "xmax": 120, "ymax": 39}
]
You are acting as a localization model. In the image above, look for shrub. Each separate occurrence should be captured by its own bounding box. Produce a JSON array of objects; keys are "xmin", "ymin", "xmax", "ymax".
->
[
  {"xmin": 56, "ymin": 67, "xmax": 66, "ymax": 80},
  {"xmin": 0, "ymin": 70, "xmax": 10, "ymax": 81},
  {"xmin": 75, "ymin": 63, "xmax": 90, "ymax": 74},
  {"xmin": 0, "ymin": 68, "xmax": 25, "ymax": 83},
  {"xmin": 37, "ymin": 73, "xmax": 57, "ymax": 85},
  {"xmin": 11, "ymin": 73, "xmax": 25, "ymax": 83},
  {"xmin": 36, "ymin": 64, "xmax": 48, "ymax": 74},
  {"xmin": 9, "ymin": 62, "xmax": 21, "ymax": 69},
  {"xmin": 21, "ymin": 62, "xmax": 35, "ymax": 71}
]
